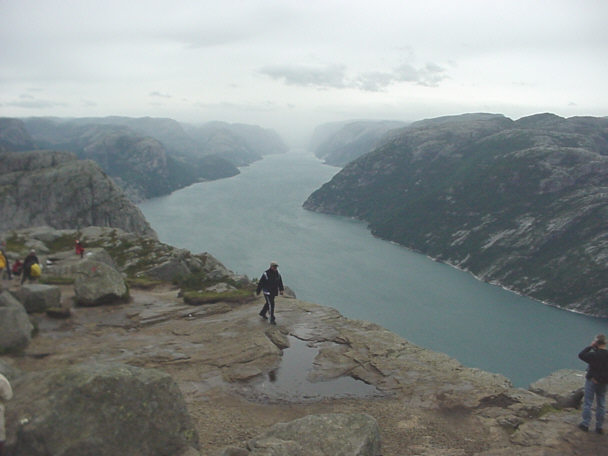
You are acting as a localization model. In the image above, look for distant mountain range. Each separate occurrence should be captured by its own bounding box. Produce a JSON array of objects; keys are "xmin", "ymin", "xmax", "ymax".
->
[
  {"xmin": 309, "ymin": 119, "xmax": 407, "ymax": 166},
  {"xmin": 304, "ymin": 113, "xmax": 608, "ymax": 317},
  {"xmin": 0, "ymin": 116, "xmax": 288, "ymax": 201}
]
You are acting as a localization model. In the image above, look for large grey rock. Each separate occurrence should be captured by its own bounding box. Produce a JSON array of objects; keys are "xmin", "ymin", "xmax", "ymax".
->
[
  {"xmin": 0, "ymin": 291, "xmax": 33, "ymax": 352},
  {"xmin": 0, "ymin": 150, "xmax": 156, "ymax": 237},
  {"xmin": 13, "ymin": 284, "xmax": 61, "ymax": 313},
  {"xmin": 246, "ymin": 413, "xmax": 381, "ymax": 456},
  {"xmin": 529, "ymin": 369, "xmax": 586, "ymax": 409},
  {"xmin": 7, "ymin": 362, "xmax": 199, "ymax": 456},
  {"xmin": 74, "ymin": 259, "xmax": 128, "ymax": 306}
]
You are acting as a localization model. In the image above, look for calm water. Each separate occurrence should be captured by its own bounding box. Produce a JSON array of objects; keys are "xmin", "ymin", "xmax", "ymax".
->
[{"xmin": 140, "ymin": 152, "xmax": 606, "ymax": 387}]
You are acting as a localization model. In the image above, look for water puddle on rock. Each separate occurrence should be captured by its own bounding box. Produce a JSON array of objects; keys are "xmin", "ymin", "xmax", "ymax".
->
[{"xmin": 245, "ymin": 336, "xmax": 382, "ymax": 402}]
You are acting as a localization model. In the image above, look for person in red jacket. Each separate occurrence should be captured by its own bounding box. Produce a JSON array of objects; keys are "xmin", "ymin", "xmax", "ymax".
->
[{"xmin": 75, "ymin": 240, "xmax": 85, "ymax": 258}]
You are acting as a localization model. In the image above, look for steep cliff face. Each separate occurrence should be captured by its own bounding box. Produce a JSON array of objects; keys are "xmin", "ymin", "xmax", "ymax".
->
[
  {"xmin": 19, "ymin": 118, "xmax": 239, "ymax": 201},
  {"xmin": 304, "ymin": 113, "xmax": 608, "ymax": 316},
  {"xmin": 0, "ymin": 150, "xmax": 156, "ymax": 237},
  {"xmin": 310, "ymin": 120, "xmax": 407, "ymax": 166}
]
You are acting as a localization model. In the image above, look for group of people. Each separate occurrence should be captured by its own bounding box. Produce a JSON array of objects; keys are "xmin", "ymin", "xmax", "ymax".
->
[{"xmin": 0, "ymin": 245, "xmax": 40, "ymax": 286}]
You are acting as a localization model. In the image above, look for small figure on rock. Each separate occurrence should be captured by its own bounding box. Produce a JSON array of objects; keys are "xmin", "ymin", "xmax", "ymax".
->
[
  {"xmin": 256, "ymin": 261, "xmax": 284, "ymax": 325},
  {"xmin": 21, "ymin": 249, "xmax": 40, "ymax": 285},
  {"xmin": 75, "ymin": 239, "xmax": 85, "ymax": 258},
  {"xmin": 0, "ymin": 373, "xmax": 13, "ymax": 456},
  {"xmin": 578, "ymin": 334, "xmax": 608, "ymax": 434}
]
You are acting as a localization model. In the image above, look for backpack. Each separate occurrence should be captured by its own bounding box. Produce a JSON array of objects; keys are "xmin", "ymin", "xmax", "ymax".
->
[
  {"xmin": 30, "ymin": 263, "xmax": 41, "ymax": 277},
  {"xmin": 0, "ymin": 254, "xmax": 5, "ymax": 269}
]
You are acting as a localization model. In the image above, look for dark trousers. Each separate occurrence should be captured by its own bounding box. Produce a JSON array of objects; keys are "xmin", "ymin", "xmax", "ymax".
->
[{"xmin": 260, "ymin": 294, "xmax": 276, "ymax": 321}]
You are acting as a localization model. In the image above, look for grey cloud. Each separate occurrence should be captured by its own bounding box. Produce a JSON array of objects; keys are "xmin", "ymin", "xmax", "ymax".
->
[
  {"xmin": 261, "ymin": 61, "xmax": 447, "ymax": 92},
  {"xmin": 150, "ymin": 91, "xmax": 172, "ymax": 98},
  {"xmin": 259, "ymin": 64, "xmax": 348, "ymax": 89},
  {"xmin": 5, "ymin": 97, "xmax": 67, "ymax": 109}
]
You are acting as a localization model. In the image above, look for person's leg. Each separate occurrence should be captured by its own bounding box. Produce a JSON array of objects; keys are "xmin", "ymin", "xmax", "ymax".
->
[
  {"xmin": 595, "ymin": 384, "xmax": 606, "ymax": 431},
  {"xmin": 259, "ymin": 295, "xmax": 270, "ymax": 319},
  {"xmin": 581, "ymin": 379, "xmax": 595, "ymax": 429},
  {"xmin": 268, "ymin": 295, "xmax": 276, "ymax": 323},
  {"xmin": 0, "ymin": 440, "xmax": 4, "ymax": 456}
]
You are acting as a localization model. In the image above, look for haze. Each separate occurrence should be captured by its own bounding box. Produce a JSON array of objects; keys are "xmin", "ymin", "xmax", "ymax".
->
[{"xmin": 1, "ymin": 0, "xmax": 606, "ymax": 147}]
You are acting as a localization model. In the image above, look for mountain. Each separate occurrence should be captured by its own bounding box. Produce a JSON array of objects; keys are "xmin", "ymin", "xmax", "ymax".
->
[
  {"xmin": 17, "ymin": 117, "xmax": 239, "ymax": 201},
  {"xmin": 310, "ymin": 120, "xmax": 407, "ymax": 166},
  {"xmin": 0, "ymin": 150, "xmax": 156, "ymax": 236},
  {"xmin": 304, "ymin": 113, "xmax": 608, "ymax": 317},
  {"xmin": 182, "ymin": 121, "xmax": 289, "ymax": 166},
  {"xmin": 0, "ymin": 118, "xmax": 36, "ymax": 152}
]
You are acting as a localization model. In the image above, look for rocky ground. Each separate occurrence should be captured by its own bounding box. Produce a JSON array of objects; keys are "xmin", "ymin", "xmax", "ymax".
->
[{"xmin": 1, "ymin": 276, "xmax": 605, "ymax": 456}]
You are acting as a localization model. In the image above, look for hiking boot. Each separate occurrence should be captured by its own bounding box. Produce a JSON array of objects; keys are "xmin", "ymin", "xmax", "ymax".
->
[
  {"xmin": 578, "ymin": 423, "xmax": 589, "ymax": 432},
  {"xmin": 270, "ymin": 318, "xmax": 276, "ymax": 325},
  {"xmin": 596, "ymin": 428, "xmax": 604, "ymax": 435},
  {"xmin": 259, "ymin": 312, "xmax": 268, "ymax": 320}
]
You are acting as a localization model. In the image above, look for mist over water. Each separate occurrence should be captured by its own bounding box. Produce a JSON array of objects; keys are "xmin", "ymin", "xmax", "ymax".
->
[{"xmin": 139, "ymin": 152, "xmax": 606, "ymax": 387}]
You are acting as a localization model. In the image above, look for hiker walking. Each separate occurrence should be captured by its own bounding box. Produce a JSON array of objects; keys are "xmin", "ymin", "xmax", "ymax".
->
[
  {"xmin": 256, "ymin": 261, "xmax": 284, "ymax": 325},
  {"xmin": 0, "ymin": 242, "xmax": 10, "ymax": 283},
  {"xmin": 0, "ymin": 373, "xmax": 13, "ymax": 456},
  {"xmin": 21, "ymin": 250, "xmax": 40, "ymax": 285},
  {"xmin": 578, "ymin": 334, "xmax": 608, "ymax": 434}
]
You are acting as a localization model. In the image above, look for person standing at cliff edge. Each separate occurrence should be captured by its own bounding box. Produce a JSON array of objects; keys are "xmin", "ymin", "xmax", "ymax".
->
[
  {"xmin": 578, "ymin": 334, "xmax": 608, "ymax": 434},
  {"xmin": 0, "ymin": 373, "xmax": 13, "ymax": 456},
  {"xmin": 256, "ymin": 261, "xmax": 284, "ymax": 325}
]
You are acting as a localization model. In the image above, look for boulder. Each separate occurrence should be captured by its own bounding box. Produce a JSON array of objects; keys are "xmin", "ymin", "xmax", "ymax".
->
[
  {"xmin": 0, "ymin": 291, "xmax": 33, "ymax": 352},
  {"xmin": 7, "ymin": 362, "xmax": 200, "ymax": 456},
  {"xmin": 246, "ymin": 413, "xmax": 381, "ymax": 456},
  {"xmin": 529, "ymin": 369, "xmax": 586, "ymax": 409},
  {"xmin": 13, "ymin": 284, "xmax": 61, "ymax": 313},
  {"xmin": 145, "ymin": 257, "xmax": 191, "ymax": 282},
  {"xmin": 74, "ymin": 259, "xmax": 128, "ymax": 306}
]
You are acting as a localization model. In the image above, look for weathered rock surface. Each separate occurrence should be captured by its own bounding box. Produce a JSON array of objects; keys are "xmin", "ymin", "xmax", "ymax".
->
[
  {"xmin": 7, "ymin": 362, "xmax": 199, "ymax": 456},
  {"xmin": 0, "ymin": 150, "xmax": 156, "ymax": 236},
  {"xmin": 529, "ymin": 369, "xmax": 585, "ymax": 409},
  {"xmin": 13, "ymin": 283, "xmax": 61, "ymax": 313},
  {"xmin": 73, "ymin": 259, "xmax": 129, "ymax": 306},
  {"xmin": 245, "ymin": 413, "xmax": 381, "ymax": 456},
  {"xmin": 0, "ymin": 291, "xmax": 33, "ymax": 352},
  {"xmin": 304, "ymin": 113, "xmax": 608, "ymax": 317}
]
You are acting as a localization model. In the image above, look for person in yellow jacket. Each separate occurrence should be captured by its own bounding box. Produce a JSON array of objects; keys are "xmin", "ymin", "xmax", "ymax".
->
[{"xmin": 0, "ymin": 373, "xmax": 13, "ymax": 456}]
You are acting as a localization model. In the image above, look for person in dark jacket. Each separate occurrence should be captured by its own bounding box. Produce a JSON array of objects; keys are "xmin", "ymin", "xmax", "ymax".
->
[
  {"xmin": 256, "ymin": 261, "xmax": 284, "ymax": 325},
  {"xmin": 578, "ymin": 334, "xmax": 608, "ymax": 433},
  {"xmin": 21, "ymin": 250, "xmax": 40, "ymax": 285}
]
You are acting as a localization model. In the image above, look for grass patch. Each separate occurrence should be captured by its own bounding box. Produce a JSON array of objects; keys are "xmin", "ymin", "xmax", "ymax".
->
[
  {"xmin": 126, "ymin": 276, "xmax": 167, "ymax": 290},
  {"xmin": 40, "ymin": 275, "xmax": 75, "ymax": 285},
  {"xmin": 181, "ymin": 288, "xmax": 254, "ymax": 305}
]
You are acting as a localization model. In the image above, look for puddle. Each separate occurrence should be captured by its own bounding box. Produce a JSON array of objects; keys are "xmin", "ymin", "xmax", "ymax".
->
[{"xmin": 245, "ymin": 336, "xmax": 382, "ymax": 402}]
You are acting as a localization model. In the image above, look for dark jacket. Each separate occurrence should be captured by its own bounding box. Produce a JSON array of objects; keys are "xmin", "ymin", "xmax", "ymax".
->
[
  {"xmin": 579, "ymin": 346, "xmax": 608, "ymax": 383},
  {"xmin": 256, "ymin": 268, "xmax": 284, "ymax": 297},
  {"xmin": 23, "ymin": 253, "xmax": 39, "ymax": 273}
]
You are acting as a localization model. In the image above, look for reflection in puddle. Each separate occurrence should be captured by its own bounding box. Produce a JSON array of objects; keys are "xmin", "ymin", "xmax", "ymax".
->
[{"xmin": 255, "ymin": 336, "xmax": 381, "ymax": 401}]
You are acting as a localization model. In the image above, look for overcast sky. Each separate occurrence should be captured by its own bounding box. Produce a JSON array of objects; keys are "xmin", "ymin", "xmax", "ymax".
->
[{"xmin": 1, "ymin": 0, "xmax": 607, "ymax": 145}]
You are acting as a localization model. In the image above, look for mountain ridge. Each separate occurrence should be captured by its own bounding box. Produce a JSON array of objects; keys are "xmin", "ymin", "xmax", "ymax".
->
[{"xmin": 304, "ymin": 113, "xmax": 608, "ymax": 317}]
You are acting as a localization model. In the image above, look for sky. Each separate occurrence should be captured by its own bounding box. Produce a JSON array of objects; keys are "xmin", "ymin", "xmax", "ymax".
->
[{"xmin": 1, "ymin": 0, "xmax": 607, "ymax": 146}]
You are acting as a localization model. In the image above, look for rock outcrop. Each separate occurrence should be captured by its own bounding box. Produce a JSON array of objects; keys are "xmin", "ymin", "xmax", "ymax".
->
[
  {"xmin": 73, "ymin": 258, "xmax": 129, "ymax": 306},
  {"xmin": 0, "ymin": 291, "xmax": 33, "ymax": 352},
  {"xmin": 13, "ymin": 284, "xmax": 61, "ymax": 313},
  {"xmin": 244, "ymin": 413, "xmax": 381, "ymax": 456},
  {"xmin": 0, "ymin": 150, "xmax": 156, "ymax": 236},
  {"xmin": 304, "ymin": 113, "xmax": 608, "ymax": 317},
  {"xmin": 7, "ymin": 362, "xmax": 199, "ymax": 456}
]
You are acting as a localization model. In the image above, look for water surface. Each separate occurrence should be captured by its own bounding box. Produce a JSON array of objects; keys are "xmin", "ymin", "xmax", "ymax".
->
[{"xmin": 140, "ymin": 152, "xmax": 606, "ymax": 387}]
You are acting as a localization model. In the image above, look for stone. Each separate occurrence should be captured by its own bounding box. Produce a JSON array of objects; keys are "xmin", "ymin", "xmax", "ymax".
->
[
  {"xmin": 529, "ymin": 369, "xmax": 585, "ymax": 409},
  {"xmin": 13, "ymin": 284, "xmax": 61, "ymax": 313},
  {"xmin": 246, "ymin": 413, "xmax": 381, "ymax": 456},
  {"xmin": 7, "ymin": 362, "xmax": 199, "ymax": 456},
  {"xmin": 73, "ymin": 259, "xmax": 128, "ymax": 306},
  {"xmin": 0, "ymin": 291, "xmax": 33, "ymax": 352}
]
